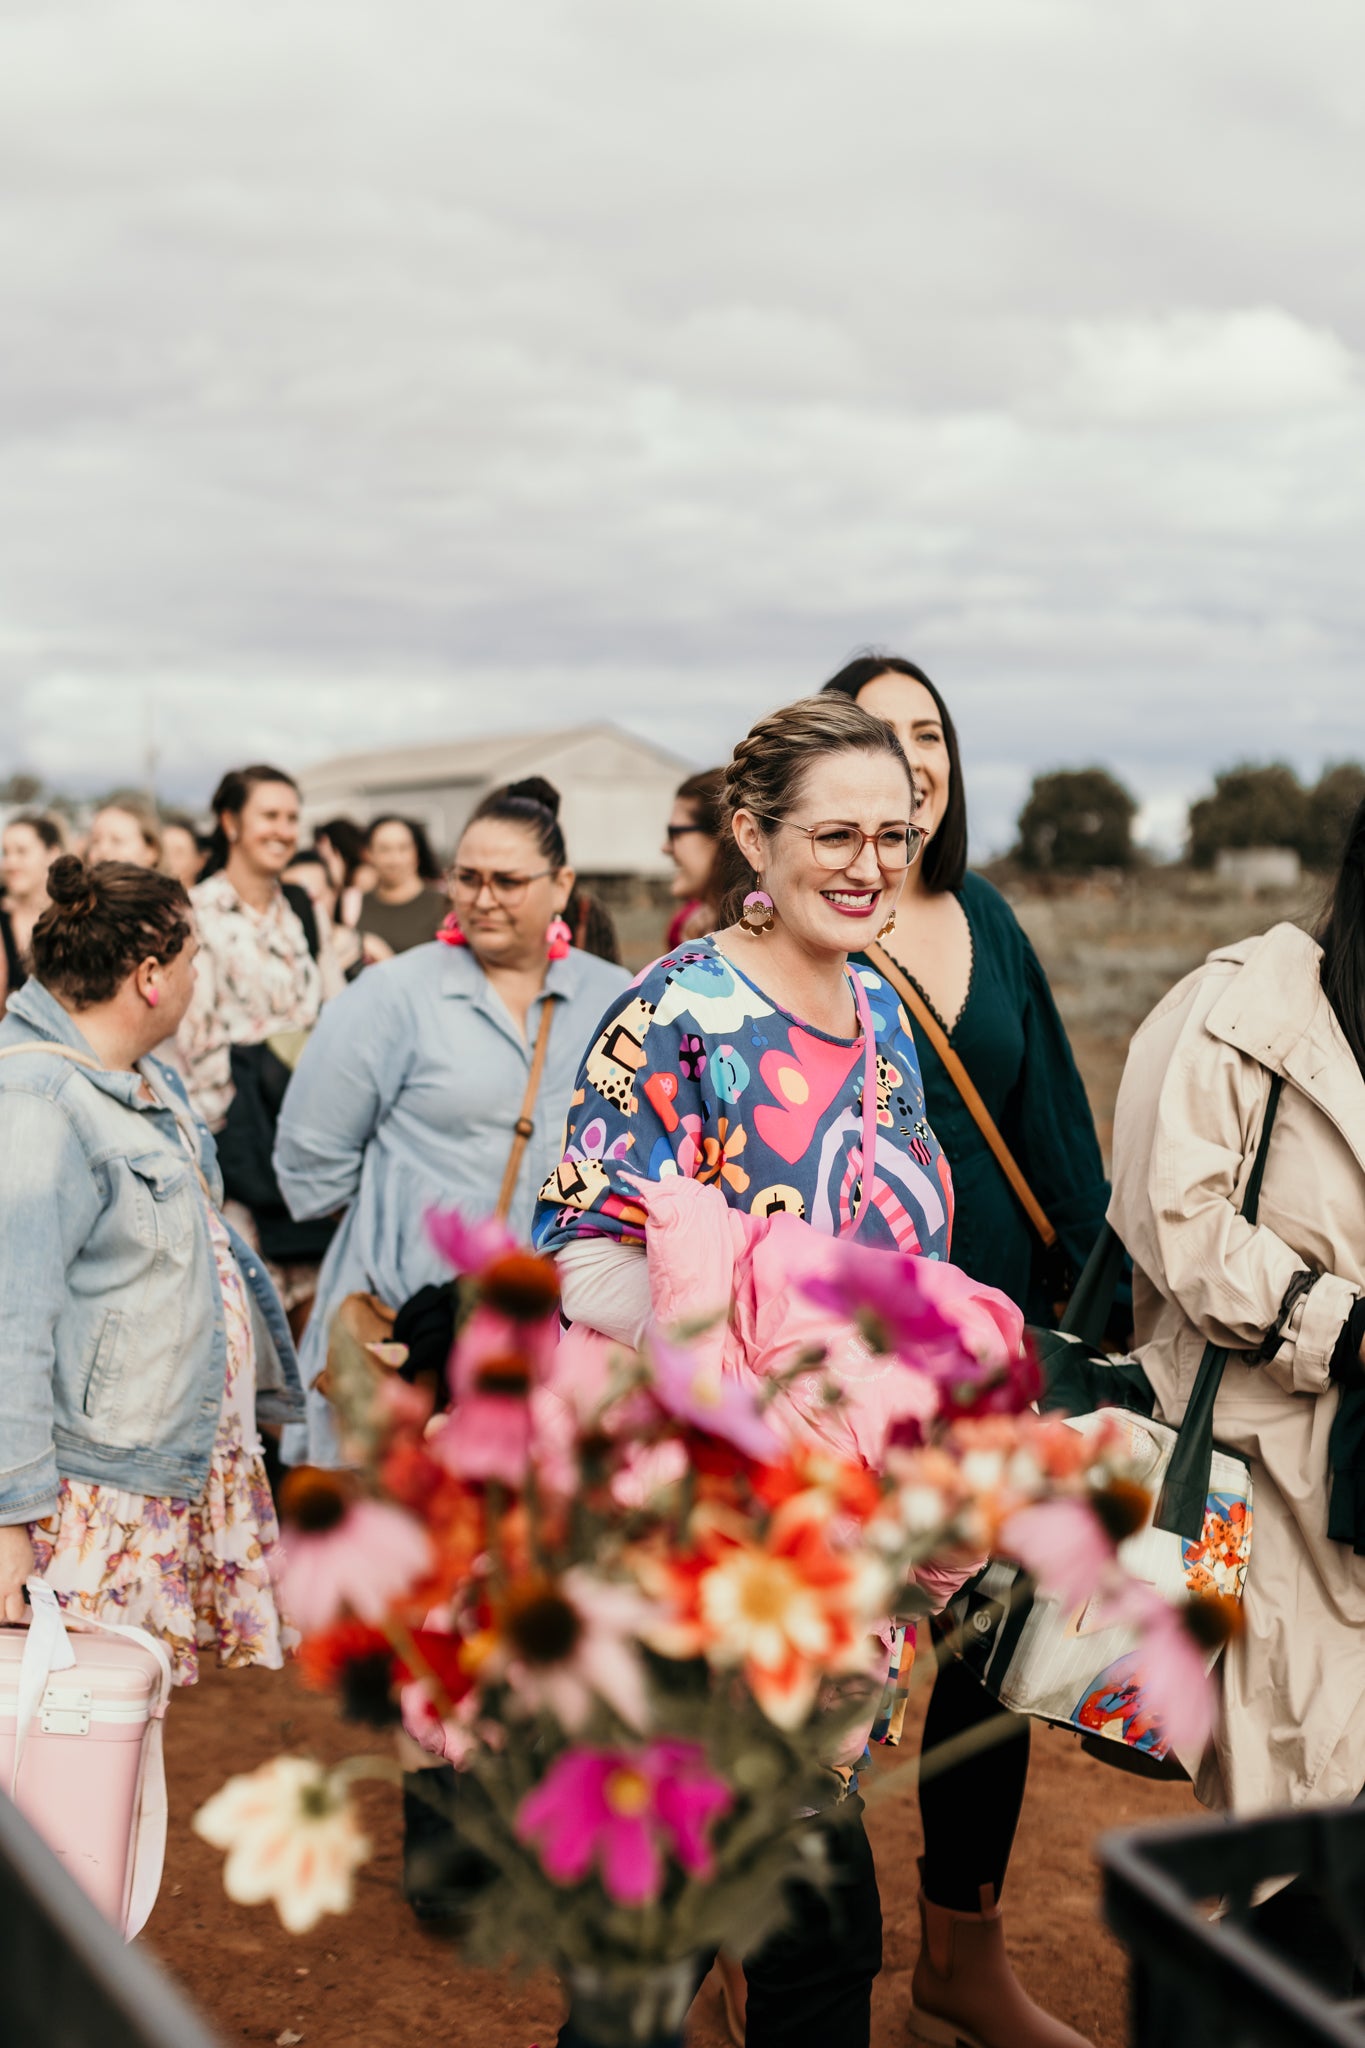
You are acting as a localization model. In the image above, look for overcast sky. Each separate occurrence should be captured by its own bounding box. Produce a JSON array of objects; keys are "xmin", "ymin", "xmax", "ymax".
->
[{"xmin": 1, "ymin": 1, "xmax": 1362, "ymax": 853}]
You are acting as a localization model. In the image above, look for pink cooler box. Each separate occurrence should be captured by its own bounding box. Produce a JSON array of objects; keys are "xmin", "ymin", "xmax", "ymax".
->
[{"xmin": 0, "ymin": 1582, "xmax": 172, "ymax": 1938}]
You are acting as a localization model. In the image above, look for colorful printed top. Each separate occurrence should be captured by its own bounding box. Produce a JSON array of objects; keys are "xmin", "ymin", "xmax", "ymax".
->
[{"xmin": 533, "ymin": 938, "xmax": 954, "ymax": 1259}]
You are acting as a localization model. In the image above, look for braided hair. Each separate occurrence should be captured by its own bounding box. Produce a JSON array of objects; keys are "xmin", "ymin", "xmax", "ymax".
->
[{"xmin": 31, "ymin": 855, "xmax": 191, "ymax": 1007}]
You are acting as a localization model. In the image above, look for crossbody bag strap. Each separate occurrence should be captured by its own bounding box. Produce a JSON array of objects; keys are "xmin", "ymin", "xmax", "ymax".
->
[
  {"xmin": 494, "ymin": 997, "xmax": 556, "ymax": 1223},
  {"xmin": 1154, "ymin": 1071, "xmax": 1285, "ymax": 1541},
  {"xmin": 866, "ymin": 941, "xmax": 1058, "ymax": 1249}
]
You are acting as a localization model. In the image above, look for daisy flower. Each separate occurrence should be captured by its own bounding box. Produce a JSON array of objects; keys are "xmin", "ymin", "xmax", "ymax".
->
[
  {"xmin": 489, "ymin": 1566, "xmax": 657, "ymax": 1731},
  {"xmin": 276, "ymin": 1468, "xmax": 432, "ymax": 1634},
  {"xmin": 192, "ymin": 1757, "xmax": 370, "ymax": 1933}
]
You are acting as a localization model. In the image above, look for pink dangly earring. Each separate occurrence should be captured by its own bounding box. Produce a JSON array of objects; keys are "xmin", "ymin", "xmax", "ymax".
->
[
  {"xmin": 437, "ymin": 911, "xmax": 468, "ymax": 947},
  {"xmin": 739, "ymin": 888, "xmax": 776, "ymax": 936},
  {"xmin": 146, "ymin": 986, "xmax": 161, "ymax": 1008},
  {"xmin": 546, "ymin": 915, "xmax": 572, "ymax": 961}
]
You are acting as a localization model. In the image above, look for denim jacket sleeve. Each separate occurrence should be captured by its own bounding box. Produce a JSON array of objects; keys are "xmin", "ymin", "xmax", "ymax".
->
[
  {"xmin": 0, "ymin": 1088, "xmax": 102, "ymax": 1522},
  {"xmin": 274, "ymin": 963, "xmax": 414, "ymax": 1220}
]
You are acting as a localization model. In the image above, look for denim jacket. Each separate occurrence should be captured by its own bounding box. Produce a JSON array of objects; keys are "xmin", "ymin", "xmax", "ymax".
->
[{"xmin": 0, "ymin": 980, "xmax": 304, "ymax": 1524}]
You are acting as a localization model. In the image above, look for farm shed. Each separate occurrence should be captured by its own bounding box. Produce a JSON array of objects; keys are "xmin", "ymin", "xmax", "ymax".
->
[{"xmin": 300, "ymin": 723, "xmax": 692, "ymax": 878}]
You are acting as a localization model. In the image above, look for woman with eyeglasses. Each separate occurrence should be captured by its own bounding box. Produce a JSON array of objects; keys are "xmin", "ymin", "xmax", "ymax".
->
[
  {"xmin": 824, "ymin": 655, "xmax": 1105, "ymax": 2048},
  {"xmin": 662, "ymin": 766, "xmax": 726, "ymax": 948},
  {"xmin": 535, "ymin": 698, "xmax": 949, "ymax": 2048},
  {"xmin": 273, "ymin": 775, "xmax": 630, "ymax": 1473}
]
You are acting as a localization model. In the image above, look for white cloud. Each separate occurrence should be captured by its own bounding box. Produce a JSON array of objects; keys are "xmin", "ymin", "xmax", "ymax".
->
[{"xmin": 1, "ymin": 0, "xmax": 1364, "ymax": 860}]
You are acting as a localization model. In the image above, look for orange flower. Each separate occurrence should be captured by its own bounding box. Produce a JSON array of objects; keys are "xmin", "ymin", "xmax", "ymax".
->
[
  {"xmin": 636, "ymin": 1498, "xmax": 887, "ymax": 1729},
  {"xmin": 695, "ymin": 1117, "xmax": 750, "ymax": 1195}
]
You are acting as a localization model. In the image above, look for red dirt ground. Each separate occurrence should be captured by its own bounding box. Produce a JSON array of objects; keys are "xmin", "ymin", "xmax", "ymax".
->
[{"xmin": 146, "ymin": 1659, "xmax": 1192, "ymax": 2047}]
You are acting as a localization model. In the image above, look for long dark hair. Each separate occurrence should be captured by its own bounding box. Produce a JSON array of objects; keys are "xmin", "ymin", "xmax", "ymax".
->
[
  {"xmin": 32, "ymin": 855, "xmax": 191, "ymax": 1007},
  {"xmin": 1317, "ymin": 795, "xmax": 1365, "ymax": 1073},
  {"xmin": 200, "ymin": 764, "xmax": 300, "ymax": 879},
  {"xmin": 820, "ymin": 653, "xmax": 968, "ymax": 893},
  {"xmin": 365, "ymin": 813, "xmax": 442, "ymax": 883}
]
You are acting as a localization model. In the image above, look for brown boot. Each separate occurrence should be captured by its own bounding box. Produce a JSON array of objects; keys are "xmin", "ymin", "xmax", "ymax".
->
[{"xmin": 909, "ymin": 1864, "xmax": 1095, "ymax": 2048}]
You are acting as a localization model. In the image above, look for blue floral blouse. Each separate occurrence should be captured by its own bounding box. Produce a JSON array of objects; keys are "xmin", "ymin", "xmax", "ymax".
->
[{"xmin": 533, "ymin": 938, "xmax": 953, "ymax": 1259}]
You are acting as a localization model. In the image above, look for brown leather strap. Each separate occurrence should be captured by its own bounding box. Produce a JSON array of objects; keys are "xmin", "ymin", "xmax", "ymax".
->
[
  {"xmin": 865, "ymin": 941, "xmax": 1057, "ymax": 1249},
  {"xmin": 495, "ymin": 998, "xmax": 556, "ymax": 1222}
]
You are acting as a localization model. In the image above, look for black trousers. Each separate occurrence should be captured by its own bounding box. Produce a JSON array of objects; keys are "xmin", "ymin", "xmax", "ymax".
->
[
  {"xmin": 918, "ymin": 1632, "xmax": 1031, "ymax": 1912},
  {"xmin": 556, "ymin": 1798, "xmax": 882, "ymax": 2048}
]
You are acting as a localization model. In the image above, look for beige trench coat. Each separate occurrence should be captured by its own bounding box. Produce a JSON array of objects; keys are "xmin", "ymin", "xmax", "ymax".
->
[{"xmin": 1109, "ymin": 922, "xmax": 1365, "ymax": 1815}]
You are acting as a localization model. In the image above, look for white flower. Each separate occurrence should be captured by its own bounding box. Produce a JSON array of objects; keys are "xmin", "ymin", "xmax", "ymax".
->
[{"xmin": 192, "ymin": 1757, "xmax": 370, "ymax": 1933}]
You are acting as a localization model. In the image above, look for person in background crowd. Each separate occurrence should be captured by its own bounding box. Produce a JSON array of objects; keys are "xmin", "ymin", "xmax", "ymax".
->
[
  {"xmin": 286, "ymin": 849, "xmax": 363, "ymax": 979},
  {"xmin": 275, "ymin": 774, "xmax": 628, "ymax": 1911},
  {"xmin": 86, "ymin": 802, "xmax": 162, "ymax": 869},
  {"xmin": 1109, "ymin": 794, "xmax": 1365, "ymax": 1998},
  {"xmin": 315, "ymin": 816, "xmax": 372, "ymax": 933},
  {"xmin": 179, "ymin": 766, "xmax": 341, "ymax": 1334},
  {"xmin": 537, "ymin": 699, "xmax": 945, "ymax": 2048},
  {"xmin": 0, "ymin": 855, "xmax": 303, "ymax": 1683},
  {"xmin": 355, "ymin": 814, "xmax": 448, "ymax": 962},
  {"xmin": 662, "ymin": 765, "xmax": 725, "ymax": 947},
  {"xmin": 1, "ymin": 813, "xmax": 65, "ymax": 1014},
  {"xmin": 160, "ymin": 815, "xmax": 206, "ymax": 891},
  {"xmin": 564, "ymin": 880, "xmax": 622, "ymax": 965},
  {"xmin": 823, "ymin": 652, "xmax": 1104, "ymax": 2048}
]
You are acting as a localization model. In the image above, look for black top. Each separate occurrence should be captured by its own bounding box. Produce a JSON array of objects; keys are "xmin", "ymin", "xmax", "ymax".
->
[
  {"xmin": 0, "ymin": 908, "xmax": 24, "ymax": 998},
  {"xmin": 854, "ymin": 870, "xmax": 1110, "ymax": 1319}
]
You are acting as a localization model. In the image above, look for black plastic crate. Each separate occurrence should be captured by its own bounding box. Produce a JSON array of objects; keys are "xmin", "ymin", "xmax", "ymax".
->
[{"xmin": 1100, "ymin": 1804, "xmax": 1365, "ymax": 2048}]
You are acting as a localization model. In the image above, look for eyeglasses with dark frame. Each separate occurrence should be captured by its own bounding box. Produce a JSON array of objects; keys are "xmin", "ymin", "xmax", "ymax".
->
[
  {"xmin": 451, "ymin": 866, "xmax": 559, "ymax": 907},
  {"xmin": 758, "ymin": 816, "xmax": 927, "ymax": 872},
  {"xmin": 664, "ymin": 823, "xmax": 710, "ymax": 844}
]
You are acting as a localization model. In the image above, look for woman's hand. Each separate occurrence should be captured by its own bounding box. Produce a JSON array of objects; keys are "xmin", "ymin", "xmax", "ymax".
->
[{"xmin": 0, "ymin": 1524, "xmax": 35, "ymax": 1622}]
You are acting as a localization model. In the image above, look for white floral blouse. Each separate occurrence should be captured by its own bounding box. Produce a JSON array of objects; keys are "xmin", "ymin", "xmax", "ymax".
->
[{"xmin": 178, "ymin": 872, "xmax": 329, "ymax": 1130}]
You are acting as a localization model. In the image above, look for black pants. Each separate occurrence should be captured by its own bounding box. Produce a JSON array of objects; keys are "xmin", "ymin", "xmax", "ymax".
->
[
  {"xmin": 556, "ymin": 1799, "xmax": 882, "ymax": 2048},
  {"xmin": 918, "ymin": 1634, "xmax": 1031, "ymax": 1912}
]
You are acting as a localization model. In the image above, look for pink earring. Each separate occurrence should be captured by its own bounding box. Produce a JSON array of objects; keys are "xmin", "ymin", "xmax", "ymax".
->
[
  {"xmin": 739, "ymin": 889, "xmax": 776, "ymax": 936},
  {"xmin": 146, "ymin": 986, "xmax": 161, "ymax": 1009},
  {"xmin": 546, "ymin": 915, "xmax": 572, "ymax": 961},
  {"xmin": 437, "ymin": 911, "xmax": 468, "ymax": 948}
]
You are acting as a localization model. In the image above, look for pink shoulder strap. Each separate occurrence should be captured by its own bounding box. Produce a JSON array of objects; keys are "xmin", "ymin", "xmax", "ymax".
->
[{"xmin": 842, "ymin": 970, "xmax": 881, "ymax": 1240}]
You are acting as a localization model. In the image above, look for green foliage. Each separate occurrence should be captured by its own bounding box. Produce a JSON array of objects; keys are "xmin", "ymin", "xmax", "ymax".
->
[
  {"xmin": 0, "ymin": 772, "xmax": 45, "ymax": 805},
  {"xmin": 1187, "ymin": 761, "xmax": 1365, "ymax": 870},
  {"xmin": 1015, "ymin": 767, "xmax": 1137, "ymax": 872}
]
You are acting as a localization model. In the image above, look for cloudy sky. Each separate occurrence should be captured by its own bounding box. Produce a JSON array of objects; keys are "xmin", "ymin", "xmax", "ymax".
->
[{"xmin": 1, "ymin": 1, "xmax": 1362, "ymax": 853}]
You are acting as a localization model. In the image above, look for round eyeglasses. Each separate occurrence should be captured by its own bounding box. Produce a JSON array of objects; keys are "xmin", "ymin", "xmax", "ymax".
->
[
  {"xmin": 759, "ymin": 817, "xmax": 927, "ymax": 872},
  {"xmin": 450, "ymin": 866, "xmax": 557, "ymax": 907}
]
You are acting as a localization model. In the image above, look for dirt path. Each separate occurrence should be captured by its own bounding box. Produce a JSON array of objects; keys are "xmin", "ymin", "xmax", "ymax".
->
[{"xmin": 147, "ymin": 1660, "xmax": 1192, "ymax": 2047}]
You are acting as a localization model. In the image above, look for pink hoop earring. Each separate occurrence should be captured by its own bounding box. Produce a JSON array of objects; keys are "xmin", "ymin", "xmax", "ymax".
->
[
  {"xmin": 739, "ymin": 889, "xmax": 775, "ymax": 936},
  {"xmin": 546, "ymin": 915, "xmax": 572, "ymax": 962},
  {"xmin": 437, "ymin": 912, "xmax": 468, "ymax": 948}
]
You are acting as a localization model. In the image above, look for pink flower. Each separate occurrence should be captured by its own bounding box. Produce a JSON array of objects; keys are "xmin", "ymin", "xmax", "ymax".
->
[
  {"xmin": 647, "ymin": 1330, "xmax": 782, "ymax": 1462},
  {"xmin": 490, "ymin": 1567, "xmax": 658, "ymax": 1731},
  {"xmin": 434, "ymin": 1301, "xmax": 559, "ymax": 1487},
  {"xmin": 515, "ymin": 1740, "xmax": 731, "ymax": 1905},
  {"xmin": 276, "ymin": 1488, "xmax": 433, "ymax": 1635},
  {"xmin": 427, "ymin": 1206, "xmax": 519, "ymax": 1274},
  {"xmin": 1097, "ymin": 1580, "xmax": 1221, "ymax": 1755},
  {"xmin": 1000, "ymin": 1497, "xmax": 1115, "ymax": 1611},
  {"xmin": 802, "ymin": 1248, "xmax": 1027, "ymax": 1414}
]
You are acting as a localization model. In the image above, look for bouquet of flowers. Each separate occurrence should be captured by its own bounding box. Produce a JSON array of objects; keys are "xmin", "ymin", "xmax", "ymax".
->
[{"xmin": 194, "ymin": 1213, "xmax": 1227, "ymax": 2043}]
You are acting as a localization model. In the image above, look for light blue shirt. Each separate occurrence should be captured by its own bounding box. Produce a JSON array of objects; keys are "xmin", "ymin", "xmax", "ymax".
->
[{"xmin": 274, "ymin": 938, "xmax": 629, "ymax": 1462}]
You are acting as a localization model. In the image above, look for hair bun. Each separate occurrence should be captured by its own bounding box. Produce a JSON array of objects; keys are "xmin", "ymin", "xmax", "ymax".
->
[
  {"xmin": 45, "ymin": 854, "xmax": 100, "ymax": 921},
  {"xmin": 503, "ymin": 775, "xmax": 561, "ymax": 819}
]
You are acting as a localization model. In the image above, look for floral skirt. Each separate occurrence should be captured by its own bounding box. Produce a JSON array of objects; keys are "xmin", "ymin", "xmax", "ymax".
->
[
  {"xmin": 29, "ymin": 1428, "xmax": 295, "ymax": 1686},
  {"xmin": 29, "ymin": 1199, "xmax": 297, "ymax": 1686}
]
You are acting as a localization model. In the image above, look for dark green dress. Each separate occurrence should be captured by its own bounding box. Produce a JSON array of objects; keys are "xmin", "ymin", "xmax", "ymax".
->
[{"xmin": 854, "ymin": 871, "xmax": 1109, "ymax": 1321}]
